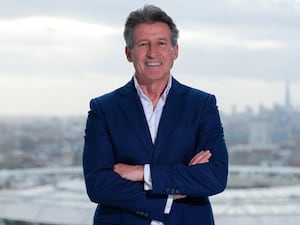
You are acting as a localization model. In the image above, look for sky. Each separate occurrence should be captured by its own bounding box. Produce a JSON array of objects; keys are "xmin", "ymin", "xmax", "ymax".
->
[{"xmin": 0, "ymin": 0, "xmax": 299, "ymax": 116}]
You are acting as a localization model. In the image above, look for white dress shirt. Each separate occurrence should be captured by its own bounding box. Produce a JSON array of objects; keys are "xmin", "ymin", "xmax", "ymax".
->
[{"xmin": 134, "ymin": 75, "xmax": 173, "ymax": 225}]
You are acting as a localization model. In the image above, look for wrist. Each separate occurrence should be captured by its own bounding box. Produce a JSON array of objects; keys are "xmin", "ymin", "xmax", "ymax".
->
[{"xmin": 137, "ymin": 165, "xmax": 144, "ymax": 181}]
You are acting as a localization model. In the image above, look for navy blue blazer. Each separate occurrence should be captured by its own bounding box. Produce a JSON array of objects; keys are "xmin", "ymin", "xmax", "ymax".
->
[{"xmin": 83, "ymin": 77, "xmax": 228, "ymax": 225}]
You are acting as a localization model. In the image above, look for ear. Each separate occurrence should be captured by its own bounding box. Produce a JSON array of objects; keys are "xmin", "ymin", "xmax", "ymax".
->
[
  {"xmin": 173, "ymin": 44, "xmax": 179, "ymax": 60},
  {"xmin": 125, "ymin": 46, "xmax": 133, "ymax": 62}
]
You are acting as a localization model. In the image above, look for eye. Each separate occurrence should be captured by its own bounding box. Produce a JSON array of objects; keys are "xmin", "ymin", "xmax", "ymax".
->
[
  {"xmin": 138, "ymin": 42, "xmax": 148, "ymax": 48},
  {"xmin": 159, "ymin": 41, "xmax": 167, "ymax": 46}
]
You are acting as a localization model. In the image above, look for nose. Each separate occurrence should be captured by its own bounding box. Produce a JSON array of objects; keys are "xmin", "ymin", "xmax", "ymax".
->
[{"xmin": 146, "ymin": 44, "xmax": 158, "ymax": 58}]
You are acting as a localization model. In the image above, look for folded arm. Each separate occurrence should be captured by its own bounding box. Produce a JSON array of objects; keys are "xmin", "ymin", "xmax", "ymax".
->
[
  {"xmin": 83, "ymin": 99, "xmax": 167, "ymax": 221},
  {"xmin": 114, "ymin": 150, "xmax": 212, "ymax": 199},
  {"xmin": 115, "ymin": 95, "xmax": 228, "ymax": 198}
]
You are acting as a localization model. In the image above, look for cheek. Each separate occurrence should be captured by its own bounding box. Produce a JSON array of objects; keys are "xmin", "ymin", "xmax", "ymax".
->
[
  {"xmin": 132, "ymin": 52, "xmax": 145, "ymax": 62},
  {"xmin": 165, "ymin": 50, "xmax": 176, "ymax": 60}
]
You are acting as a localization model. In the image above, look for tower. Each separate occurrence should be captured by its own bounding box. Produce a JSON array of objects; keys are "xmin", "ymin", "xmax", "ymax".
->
[{"xmin": 285, "ymin": 81, "xmax": 292, "ymax": 111}]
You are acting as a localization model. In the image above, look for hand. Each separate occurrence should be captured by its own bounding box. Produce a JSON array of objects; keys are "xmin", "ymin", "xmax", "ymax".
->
[
  {"xmin": 173, "ymin": 194, "xmax": 186, "ymax": 200},
  {"xmin": 114, "ymin": 163, "xmax": 144, "ymax": 181},
  {"xmin": 174, "ymin": 150, "xmax": 212, "ymax": 200},
  {"xmin": 189, "ymin": 150, "xmax": 212, "ymax": 166}
]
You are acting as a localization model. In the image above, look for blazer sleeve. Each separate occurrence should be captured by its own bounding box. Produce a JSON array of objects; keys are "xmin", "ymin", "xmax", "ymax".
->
[
  {"xmin": 150, "ymin": 95, "xmax": 228, "ymax": 197},
  {"xmin": 82, "ymin": 98, "xmax": 166, "ymax": 221}
]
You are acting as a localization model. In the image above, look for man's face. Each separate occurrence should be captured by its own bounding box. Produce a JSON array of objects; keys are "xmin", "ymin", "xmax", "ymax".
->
[{"xmin": 125, "ymin": 22, "xmax": 178, "ymax": 84}]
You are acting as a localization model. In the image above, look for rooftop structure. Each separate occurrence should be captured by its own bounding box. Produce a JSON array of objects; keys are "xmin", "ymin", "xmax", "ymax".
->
[{"xmin": 1, "ymin": 166, "xmax": 300, "ymax": 225}]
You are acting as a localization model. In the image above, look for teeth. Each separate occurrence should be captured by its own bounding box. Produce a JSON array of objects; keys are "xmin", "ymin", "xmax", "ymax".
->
[{"xmin": 146, "ymin": 62, "xmax": 161, "ymax": 66}]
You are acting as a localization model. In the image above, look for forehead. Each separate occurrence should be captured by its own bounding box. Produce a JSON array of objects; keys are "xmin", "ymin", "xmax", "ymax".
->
[{"xmin": 132, "ymin": 22, "xmax": 171, "ymax": 41}]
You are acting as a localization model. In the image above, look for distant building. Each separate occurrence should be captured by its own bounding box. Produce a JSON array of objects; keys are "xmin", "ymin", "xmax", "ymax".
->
[
  {"xmin": 248, "ymin": 117, "xmax": 273, "ymax": 150},
  {"xmin": 285, "ymin": 80, "xmax": 292, "ymax": 111}
]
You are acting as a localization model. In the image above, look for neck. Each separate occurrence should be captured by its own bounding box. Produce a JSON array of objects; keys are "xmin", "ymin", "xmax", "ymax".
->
[{"xmin": 137, "ymin": 77, "xmax": 169, "ymax": 107}]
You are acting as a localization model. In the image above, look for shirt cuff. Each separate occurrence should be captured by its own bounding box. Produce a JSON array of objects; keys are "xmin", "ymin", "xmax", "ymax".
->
[
  {"xmin": 144, "ymin": 164, "xmax": 173, "ymax": 215},
  {"xmin": 144, "ymin": 164, "xmax": 152, "ymax": 191},
  {"xmin": 150, "ymin": 220, "xmax": 164, "ymax": 225},
  {"xmin": 164, "ymin": 195, "xmax": 173, "ymax": 214}
]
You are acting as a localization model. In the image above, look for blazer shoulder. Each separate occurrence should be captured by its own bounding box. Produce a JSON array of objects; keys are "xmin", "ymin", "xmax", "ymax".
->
[
  {"xmin": 174, "ymin": 79, "xmax": 214, "ymax": 102},
  {"xmin": 91, "ymin": 80, "xmax": 134, "ymax": 105}
]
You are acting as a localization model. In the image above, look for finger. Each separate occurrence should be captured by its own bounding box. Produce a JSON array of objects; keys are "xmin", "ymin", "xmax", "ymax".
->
[
  {"xmin": 189, "ymin": 151, "xmax": 204, "ymax": 165},
  {"xmin": 189, "ymin": 154, "xmax": 210, "ymax": 165},
  {"xmin": 113, "ymin": 164, "xmax": 120, "ymax": 173},
  {"xmin": 113, "ymin": 163, "xmax": 124, "ymax": 173},
  {"xmin": 189, "ymin": 151, "xmax": 209, "ymax": 164},
  {"xmin": 189, "ymin": 150, "xmax": 211, "ymax": 165},
  {"xmin": 173, "ymin": 194, "xmax": 187, "ymax": 200}
]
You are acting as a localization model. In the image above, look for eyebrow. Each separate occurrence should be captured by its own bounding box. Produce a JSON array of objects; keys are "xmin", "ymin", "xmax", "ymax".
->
[{"xmin": 136, "ymin": 38, "xmax": 169, "ymax": 43}]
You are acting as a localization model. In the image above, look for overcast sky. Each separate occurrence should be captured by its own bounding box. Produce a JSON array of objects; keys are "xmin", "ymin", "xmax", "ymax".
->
[{"xmin": 0, "ymin": 0, "xmax": 299, "ymax": 116}]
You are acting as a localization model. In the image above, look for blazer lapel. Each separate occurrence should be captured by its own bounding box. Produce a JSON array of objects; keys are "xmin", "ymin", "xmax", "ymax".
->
[
  {"xmin": 152, "ymin": 79, "xmax": 186, "ymax": 162},
  {"xmin": 118, "ymin": 80, "xmax": 154, "ymax": 155}
]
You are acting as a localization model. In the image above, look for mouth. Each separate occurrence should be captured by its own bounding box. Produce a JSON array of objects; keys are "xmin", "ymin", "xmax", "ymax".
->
[{"xmin": 145, "ymin": 62, "xmax": 162, "ymax": 67}]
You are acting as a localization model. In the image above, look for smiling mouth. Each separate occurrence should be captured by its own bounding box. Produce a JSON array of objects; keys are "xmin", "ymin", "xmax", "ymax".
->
[{"xmin": 146, "ymin": 62, "xmax": 162, "ymax": 66}]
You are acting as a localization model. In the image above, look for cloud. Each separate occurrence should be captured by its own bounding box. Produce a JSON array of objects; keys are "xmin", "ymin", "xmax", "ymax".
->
[
  {"xmin": 0, "ymin": 0, "xmax": 299, "ymax": 115},
  {"xmin": 226, "ymin": 0, "xmax": 299, "ymax": 11},
  {"xmin": 0, "ymin": 17, "xmax": 128, "ymax": 76},
  {"xmin": 181, "ymin": 29, "xmax": 286, "ymax": 51},
  {"xmin": 176, "ymin": 21, "xmax": 299, "ymax": 81}
]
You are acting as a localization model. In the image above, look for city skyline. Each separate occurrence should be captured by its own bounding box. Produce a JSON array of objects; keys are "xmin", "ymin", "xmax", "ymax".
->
[{"xmin": 0, "ymin": 76, "xmax": 298, "ymax": 116}]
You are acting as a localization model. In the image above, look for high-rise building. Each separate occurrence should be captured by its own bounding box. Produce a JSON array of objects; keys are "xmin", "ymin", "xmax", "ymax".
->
[{"xmin": 285, "ymin": 81, "xmax": 292, "ymax": 111}]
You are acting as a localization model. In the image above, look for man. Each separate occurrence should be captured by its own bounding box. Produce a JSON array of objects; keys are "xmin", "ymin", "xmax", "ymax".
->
[{"xmin": 83, "ymin": 5, "xmax": 228, "ymax": 225}]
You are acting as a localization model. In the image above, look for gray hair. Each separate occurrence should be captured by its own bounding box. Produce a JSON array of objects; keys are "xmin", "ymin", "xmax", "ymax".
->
[{"xmin": 124, "ymin": 5, "xmax": 179, "ymax": 49}]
